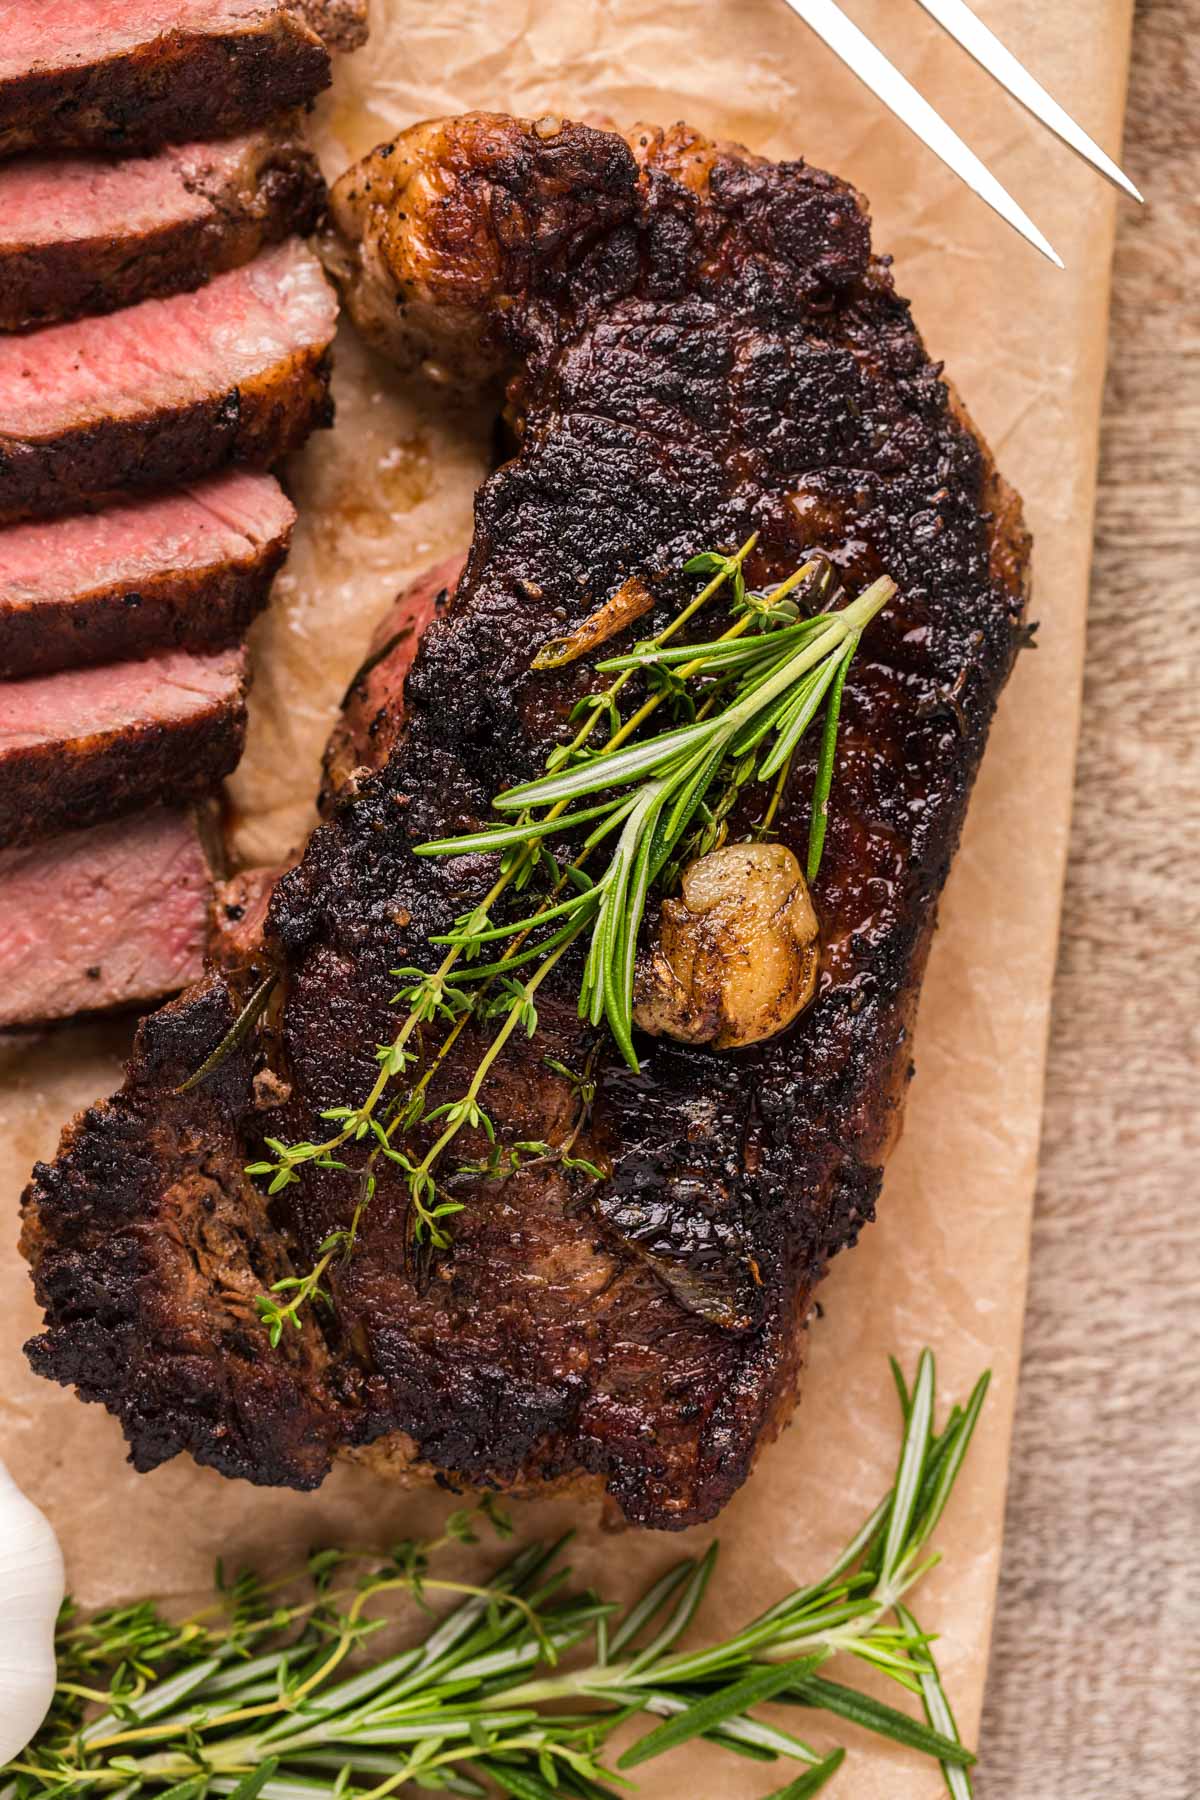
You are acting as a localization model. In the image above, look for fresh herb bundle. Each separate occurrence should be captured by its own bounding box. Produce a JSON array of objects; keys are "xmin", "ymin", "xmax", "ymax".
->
[
  {"xmin": 245, "ymin": 545, "xmax": 892, "ymax": 1338},
  {"xmin": 3, "ymin": 1351, "xmax": 985, "ymax": 1800},
  {"xmin": 417, "ymin": 565, "xmax": 894, "ymax": 1068}
]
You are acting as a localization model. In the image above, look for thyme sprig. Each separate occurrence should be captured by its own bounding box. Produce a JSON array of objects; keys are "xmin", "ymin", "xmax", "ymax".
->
[
  {"xmin": 247, "ymin": 545, "xmax": 755, "ymax": 1322},
  {"xmin": 246, "ymin": 545, "xmax": 891, "ymax": 1337},
  {"xmin": 420, "ymin": 571, "xmax": 893, "ymax": 1066},
  {"xmin": 5, "ymin": 1351, "xmax": 985, "ymax": 1800}
]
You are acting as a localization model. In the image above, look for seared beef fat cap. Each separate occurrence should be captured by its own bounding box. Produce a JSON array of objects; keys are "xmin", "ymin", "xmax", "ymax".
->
[{"xmin": 22, "ymin": 115, "xmax": 1030, "ymax": 1528}]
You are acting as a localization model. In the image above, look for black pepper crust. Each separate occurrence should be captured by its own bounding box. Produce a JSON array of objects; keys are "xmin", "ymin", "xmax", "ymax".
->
[{"xmin": 22, "ymin": 116, "xmax": 1030, "ymax": 1528}]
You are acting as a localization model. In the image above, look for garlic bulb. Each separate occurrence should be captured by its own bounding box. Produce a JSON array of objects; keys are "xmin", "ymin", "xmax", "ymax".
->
[{"xmin": 0, "ymin": 1457, "xmax": 63, "ymax": 1761}]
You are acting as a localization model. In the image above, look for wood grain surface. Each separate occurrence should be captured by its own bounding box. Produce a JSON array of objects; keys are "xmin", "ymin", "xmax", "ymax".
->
[
  {"xmin": 978, "ymin": 4, "xmax": 1200, "ymax": 1794},
  {"xmin": 0, "ymin": 10, "xmax": 1184, "ymax": 1793}
]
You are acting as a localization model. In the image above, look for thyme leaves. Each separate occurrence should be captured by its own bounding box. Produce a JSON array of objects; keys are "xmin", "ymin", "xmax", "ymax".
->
[
  {"xmin": 7, "ymin": 1352, "xmax": 982, "ymax": 1800},
  {"xmin": 244, "ymin": 544, "xmax": 891, "ymax": 1336}
]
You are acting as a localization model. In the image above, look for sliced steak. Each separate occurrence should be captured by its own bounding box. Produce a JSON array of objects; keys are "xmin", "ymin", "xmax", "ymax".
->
[
  {"xmin": 0, "ymin": 123, "xmax": 324, "ymax": 331},
  {"xmin": 0, "ymin": 3, "xmax": 335, "ymax": 161},
  {"xmin": 0, "ymin": 643, "xmax": 248, "ymax": 847},
  {"xmin": 0, "ymin": 472, "xmax": 294, "ymax": 677},
  {"xmin": 0, "ymin": 807, "xmax": 213, "ymax": 1028},
  {"xmin": 321, "ymin": 551, "xmax": 468, "ymax": 807},
  {"xmin": 22, "ymin": 116, "xmax": 1030, "ymax": 1526},
  {"xmin": 290, "ymin": 0, "xmax": 368, "ymax": 52},
  {"xmin": 0, "ymin": 239, "xmax": 337, "ymax": 524}
]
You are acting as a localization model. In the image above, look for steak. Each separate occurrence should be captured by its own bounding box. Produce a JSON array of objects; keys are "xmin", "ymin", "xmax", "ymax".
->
[
  {"xmin": 0, "ymin": 472, "xmax": 294, "ymax": 678},
  {"xmin": 0, "ymin": 643, "xmax": 248, "ymax": 847},
  {"xmin": 0, "ymin": 807, "xmax": 214, "ymax": 1028},
  {"xmin": 0, "ymin": 123, "xmax": 324, "ymax": 331},
  {"xmin": 289, "ymin": 0, "xmax": 368, "ymax": 52},
  {"xmin": 0, "ymin": 2, "xmax": 348, "ymax": 161},
  {"xmin": 321, "ymin": 551, "xmax": 467, "ymax": 807},
  {"xmin": 21, "ymin": 116, "xmax": 1030, "ymax": 1528},
  {"xmin": 0, "ymin": 239, "xmax": 337, "ymax": 524},
  {"xmin": 211, "ymin": 862, "xmax": 290, "ymax": 967}
]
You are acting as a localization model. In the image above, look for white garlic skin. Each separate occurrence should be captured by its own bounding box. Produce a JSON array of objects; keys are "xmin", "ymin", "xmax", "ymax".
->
[{"xmin": 0, "ymin": 1457, "xmax": 64, "ymax": 1762}]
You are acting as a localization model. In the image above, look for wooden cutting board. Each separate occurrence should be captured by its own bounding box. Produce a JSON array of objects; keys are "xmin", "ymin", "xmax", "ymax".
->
[
  {"xmin": 0, "ymin": 4, "xmax": 1138, "ymax": 1794},
  {"xmin": 980, "ymin": 4, "xmax": 1200, "ymax": 1792}
]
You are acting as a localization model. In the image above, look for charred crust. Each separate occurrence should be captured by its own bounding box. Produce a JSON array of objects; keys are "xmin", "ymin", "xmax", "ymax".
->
[
  {"xmin": 23, "ymin": 116, "xmax": 1030, "ymax": 1527},
  {"xmin": 21, "ymin": 978, "xmax": 345, "ymax": 1489}
]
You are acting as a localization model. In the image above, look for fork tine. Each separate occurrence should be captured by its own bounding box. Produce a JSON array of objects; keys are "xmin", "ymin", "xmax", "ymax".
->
[
  {"xmin": 778, "ymin": 0, "xmax": 1064, "ymax": 267},
  {"xmin": 914, "ymin": 0, "xmax": 1143, "ymax": 202}
]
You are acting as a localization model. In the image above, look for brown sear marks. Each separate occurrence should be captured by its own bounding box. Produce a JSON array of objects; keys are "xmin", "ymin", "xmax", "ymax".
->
[{"xmin": 23, "ymin": 115, "xmax": 1029, "ymax": 1527}]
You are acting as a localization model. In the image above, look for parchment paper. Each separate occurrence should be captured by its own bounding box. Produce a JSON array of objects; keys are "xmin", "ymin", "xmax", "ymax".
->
[{"xmin": 0, "ymin": 3, "xmax": 1135, "ymax": 1792}]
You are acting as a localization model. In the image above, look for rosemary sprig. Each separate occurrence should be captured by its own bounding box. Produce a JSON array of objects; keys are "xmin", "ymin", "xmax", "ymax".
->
[
  {"xmin": 4, "ymin": 1352, "xmax": 984, "ymax": 1800},
  {"xmin": 245, "ymin": 546, "xmax": 755, "ymax": 1318},
  {"xmin": 243, "ymin": 545, "xmax": 891, "ymax": 1335},
  {"xmin": 245, "ymin": 546, "xmax": 753, "ymax": 1184},
  {"xmin": 419, "ymin": 571, "xmax": 893, "ymax": 1067}
]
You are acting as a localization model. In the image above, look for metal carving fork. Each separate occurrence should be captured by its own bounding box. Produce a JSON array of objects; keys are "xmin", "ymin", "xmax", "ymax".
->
[{"xmin": 780, "ymin": 0, "xmax": 1142, "ymax": 266}]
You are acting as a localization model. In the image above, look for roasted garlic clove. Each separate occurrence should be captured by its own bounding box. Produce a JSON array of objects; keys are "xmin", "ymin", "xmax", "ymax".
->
[{"xmin": 633, "ymin": 843, "xmax": 819, "ymax": 1050}]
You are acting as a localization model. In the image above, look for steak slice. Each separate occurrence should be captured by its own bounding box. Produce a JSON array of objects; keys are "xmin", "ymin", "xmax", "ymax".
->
[
  {"xmin": 0, "ymin": 123, "xmax": 324, "ymax": 331},
  {"xmin": 0, "ymin": 643, "xmax": 248, "ymax": 847},
  {"xmin": 22, "ymin": 116, "xmax": 1030, "ymax": 1526},
  {"xmin": 0, "ymin": 3, "xmax": 336, "ymax": 161},
  {"xmin": 289, "ymin": 0, "xmax": 368, "ymax": 52},
  {"xmin": 0, "ymin": 472, "xmax": 294, "ymax": 677},
  {"xmin": 0, "ymin": 807, "xmax": 214, "ymax": 1028},
  {"xmin": 0, "ymin": 239, "xmax": 337, "ymax": 524}
]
